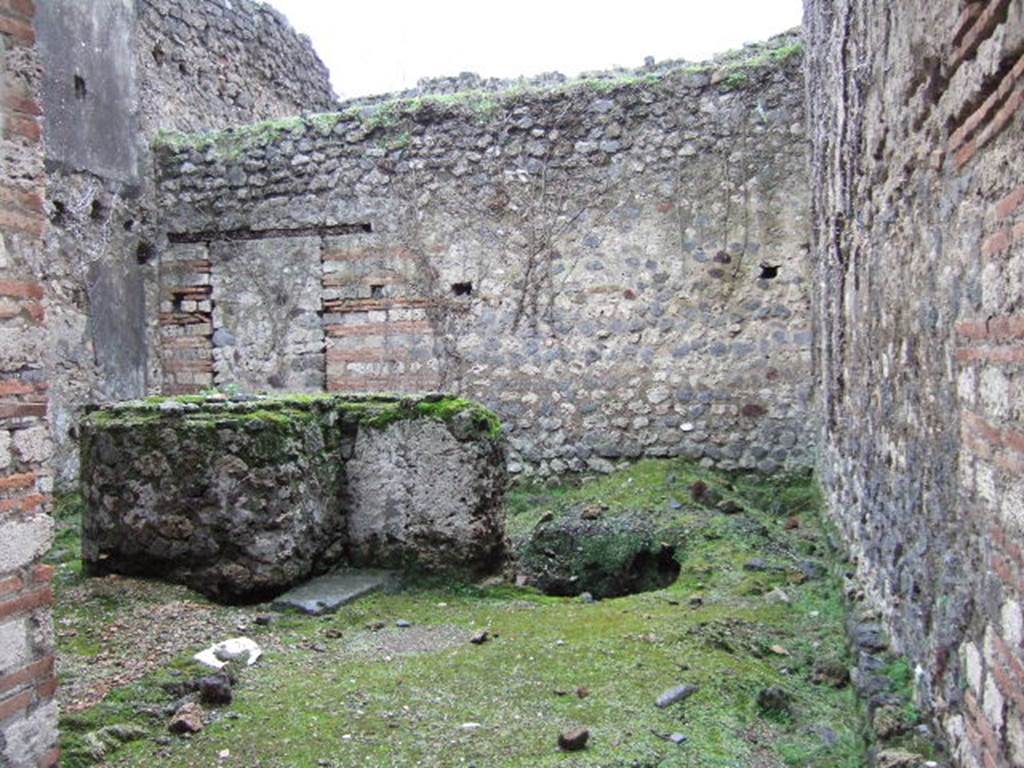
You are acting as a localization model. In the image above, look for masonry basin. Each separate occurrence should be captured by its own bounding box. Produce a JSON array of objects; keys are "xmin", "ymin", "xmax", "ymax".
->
[{"xmin": 79, "ymin": 393, "xmax": 508, "ymax": 602}]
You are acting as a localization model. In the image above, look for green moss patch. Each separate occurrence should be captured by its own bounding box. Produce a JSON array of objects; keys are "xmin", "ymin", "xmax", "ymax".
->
[{"xmin": 82, "ymin": 392, "xmax": 502, "ymax": 439}]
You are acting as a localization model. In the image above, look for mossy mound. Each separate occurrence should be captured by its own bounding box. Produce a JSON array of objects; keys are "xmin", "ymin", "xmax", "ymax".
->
[{"xmin": 517, "ymin": 511, "xmax": 680, "ymax": 598}]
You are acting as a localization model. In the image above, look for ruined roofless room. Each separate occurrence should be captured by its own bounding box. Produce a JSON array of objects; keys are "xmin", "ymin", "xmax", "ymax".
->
[{"xmin": 0, "ymin": 1, "xmax": 1022, "ymax": 766}]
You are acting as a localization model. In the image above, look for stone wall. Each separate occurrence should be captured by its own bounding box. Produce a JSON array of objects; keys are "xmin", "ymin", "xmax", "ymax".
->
[
  {"xmin": 153, "ymin": 39, "xmax": 814, "ymax": 477},
  {"xmin": 37, "ymin": 0, "xmax": 336, "ymax": 487},
  {"xmin": 35, "ymin": 0, "xmax": 152, "ymax": 492},
  {"xmin": 0, "ymin": 0, "xmax": 59, "ymax": 764},
  {"xmin": 137, "ymin": 0, "xmax": 336, "ymax": 135},
  {"xmin": 805, "ymin": 0, "xmax": 1024, "ymax": 764}
]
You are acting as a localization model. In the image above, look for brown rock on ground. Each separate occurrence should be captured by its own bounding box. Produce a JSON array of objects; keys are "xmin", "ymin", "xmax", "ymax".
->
[
  {"xmin": 168, "ymin": 702, "xmax": 205, "ymax": 735},
  {"xmin": 558, "ymin": 727, "xmax": 590, "ymax": 751}
]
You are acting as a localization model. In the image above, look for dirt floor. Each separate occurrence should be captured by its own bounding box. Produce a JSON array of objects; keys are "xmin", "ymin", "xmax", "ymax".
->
[{"xmin": 51, "ymin": 459, "xmax": 880, "ymax": 767}]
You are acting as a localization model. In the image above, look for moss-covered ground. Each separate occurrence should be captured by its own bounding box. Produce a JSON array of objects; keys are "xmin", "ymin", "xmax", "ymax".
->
[{"xmin": 53, "ymin": 459, "xmax": 869, "ymax": 767}]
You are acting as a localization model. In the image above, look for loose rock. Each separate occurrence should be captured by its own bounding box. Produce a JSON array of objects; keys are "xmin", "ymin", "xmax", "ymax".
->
[
  {"xmin": 168, "ymin": 702, "xmax": 205, "ymax": 734},
  {"xmin": 717, "ymin": 499, "xmax": 744, "ymax": 515},
  {"xmin": 811, "ymin": 659, "xmax": 850, "ymax": 688},
  {"xmin": 656, "ymin": 684, "xmax": 699, "ymax": 708},
  {"xmin": 872, "ymin": 704, "xmax": 911, "ymax": 739},
  {"xmin": 195, "ymin": 637, "xmax": 262, "ymax": 669},
  {"xmin": 757, "ymin": 686, "xmax": 793, "ymax": 715},
  {"xmin": 198, "ymin": 674, "xmax": 233, "ymax": 706},
  {"xmin": 470, "ymin": 629, "xmax": 490, "ymax": 645},
  {"xmin": 558, "ymin": 727, "xmax": 590, "ymax": 751}
]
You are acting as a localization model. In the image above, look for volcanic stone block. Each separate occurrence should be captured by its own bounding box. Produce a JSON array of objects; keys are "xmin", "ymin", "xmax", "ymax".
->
[{"xmin": 80, "ymin": 393, "xmax": 507, "ymax": 602}]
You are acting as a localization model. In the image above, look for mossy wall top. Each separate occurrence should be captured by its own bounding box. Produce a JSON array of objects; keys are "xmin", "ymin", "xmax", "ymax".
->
[
  {"xmin": 151, "ymin": 33, "xmax": 812, "ymax": 478},
  {"xmin": 83, "ymin": 393, "xmax": 502, "ymax": 440}
]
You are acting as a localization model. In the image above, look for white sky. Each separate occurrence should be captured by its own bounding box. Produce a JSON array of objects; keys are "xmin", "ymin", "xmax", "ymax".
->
[{"xmin": 265, "ymin": 0, "xmax": 804, "ymax": 100}]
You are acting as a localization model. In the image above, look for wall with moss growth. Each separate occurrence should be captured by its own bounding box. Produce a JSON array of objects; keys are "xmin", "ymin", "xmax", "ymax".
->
[
  {"xmin": 80, "ymin": 393, "xmax": 507, "ymax": 601},
  {"xmin": 151, "ymin": 32, "xmax": 813, "ymax": 480}
]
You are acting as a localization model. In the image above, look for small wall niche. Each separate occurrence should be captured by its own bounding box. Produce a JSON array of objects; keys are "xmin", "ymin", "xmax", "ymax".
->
[
  {"xmin": 370, "ymin": 284, "xmax": 385, "ymax": 299},
  {"xmin": 759, "ymin": 264, "xmax": 780, "ymax": 280},
  {"xmin": 136, "ymin": 241, "xmax": 156, "ymax": 266},
  {"xmin": 73, "ymin": 74, "xmax": 87, "ymax": 100},
  {"xmin": 90, "ymin": 198, "xmax": 107, "ymax": 221},
  {"xmin": 451, "ymin": 282, "xmax": 473, "ymax": 297}
]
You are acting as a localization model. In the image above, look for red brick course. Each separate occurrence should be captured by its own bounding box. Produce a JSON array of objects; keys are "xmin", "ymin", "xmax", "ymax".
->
[
  {"xmin": 0, "ymin": 493, "xmax": 49, "ymax": 517},
  {"xmin": 949, "ymin": 0, "xmax": 1013, "ymax": 73},
  {"xmin": 0, "ymin": 656, "xmax": 54, "ymax": 698},
  {"xmin": 1, "ymin": 0, "xmax": 58, "ymax": 758},
  {"xmin": 0, "ymin": 14, "xmax": 35, "ymax": 45},
  {"xmin": 0, "ymin": 584, "xmax": 52, "ymax": 622},
  {"xmin": 324, "ymin": 320, "xmax": 433, "ymax": 337}
]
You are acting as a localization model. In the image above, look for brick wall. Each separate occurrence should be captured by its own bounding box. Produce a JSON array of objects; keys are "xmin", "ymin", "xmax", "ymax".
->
[
  {"xmin": 806, "ymin": 0, "xmax": 1024, "ymax": 764},
  {"xmin": 322, "ymin": 238, "xmax": 440, "ymax": 392},
  {"xmin": 158, "ymin": 245, "xmax": 214, "ymax": 394},
  {"xmin": 0, "ymin": 0, "xmax": 58, "ymax": 764}
]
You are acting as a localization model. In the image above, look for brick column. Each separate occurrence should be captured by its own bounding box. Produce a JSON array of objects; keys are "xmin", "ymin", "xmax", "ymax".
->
[
  {"xmin": 0, "ymin": 0, "xmax": 59, "ymax": 765},
  {"xmin": 158, "ymin": 244, "xmax": 214, "ymax": 394}
]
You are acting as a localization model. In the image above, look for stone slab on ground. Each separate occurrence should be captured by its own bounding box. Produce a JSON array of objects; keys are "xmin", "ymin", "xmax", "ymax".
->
[{"xmin": 272, "ymin": 570, "xmax": 398, "ymax": 615}]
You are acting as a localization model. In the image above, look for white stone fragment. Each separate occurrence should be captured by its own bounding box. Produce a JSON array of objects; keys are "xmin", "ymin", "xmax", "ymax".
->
[{"xmin": 194, "ymin": 637, "xmax": 262, "ymax": 669}]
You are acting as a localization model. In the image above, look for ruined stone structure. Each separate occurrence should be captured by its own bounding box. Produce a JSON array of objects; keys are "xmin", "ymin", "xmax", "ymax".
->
[
  {"xmin": 806, "ymin": 0, "xmax": 1024, "ymax": 764},
  {"xmin": 80, "ymin": 394, "xmax": 506, "ymax": 602},
  {"xmin": 0, "ymin": 1, "xmax": 59, "ymax": 764},
  {"xmin": 152, "ymin": 43, "xmax": 813, "ymax": 478},
  {"xmin": 36, "ymin": 0, "xmax": 336, "ymax": 486}
]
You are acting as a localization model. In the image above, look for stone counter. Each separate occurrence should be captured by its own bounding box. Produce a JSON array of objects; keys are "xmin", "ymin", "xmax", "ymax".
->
[{"xmin": 80, "ymin": 393, "xmax": 507, "ymax": 602}]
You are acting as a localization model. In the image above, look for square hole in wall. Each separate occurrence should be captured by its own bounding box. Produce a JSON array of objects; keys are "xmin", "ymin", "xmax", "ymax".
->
[
  {"xmin": 451, "ymin": 282, "xmax": 473, "ymax": 297},
  {"xmin": 136, "ymin": 240, "xmax": 155, "ymax": 265},
  {"xmin": 370, "ymin": 284, "xmax": 385, "ymax": 299}
]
